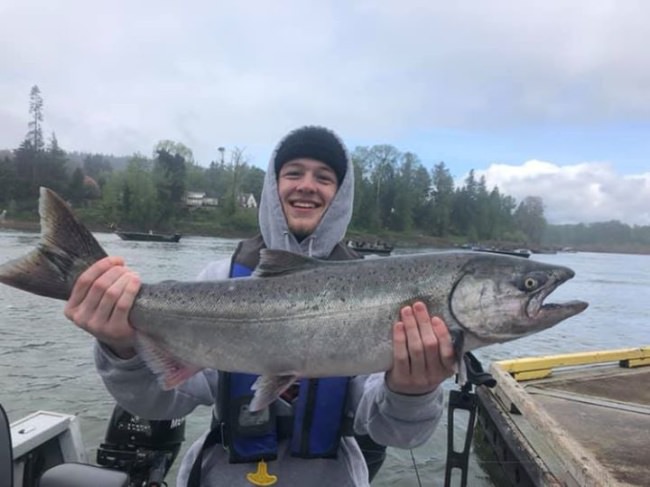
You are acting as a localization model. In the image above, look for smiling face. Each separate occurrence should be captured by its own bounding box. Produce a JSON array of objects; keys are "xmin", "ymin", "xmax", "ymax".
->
[{"xmin": 277, "ymin": 158, "xmax": 339, "ymax": 240}]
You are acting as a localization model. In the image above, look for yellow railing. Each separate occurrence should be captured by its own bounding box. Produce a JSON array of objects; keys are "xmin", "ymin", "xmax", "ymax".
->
[{"xmin": 494, "ymin": 346, "xmax": 650, "ymax": 381}]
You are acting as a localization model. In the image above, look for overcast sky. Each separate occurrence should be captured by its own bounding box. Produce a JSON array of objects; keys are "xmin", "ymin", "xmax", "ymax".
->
[{"xmin": 1, "ymin": 1, "xmax": 648, "ymax": 225}]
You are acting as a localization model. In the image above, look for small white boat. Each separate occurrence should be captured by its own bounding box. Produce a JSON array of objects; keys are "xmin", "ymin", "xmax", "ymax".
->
[{"xmin": 1, "ymin": 403, "xmax": 184, "ymax": 487}]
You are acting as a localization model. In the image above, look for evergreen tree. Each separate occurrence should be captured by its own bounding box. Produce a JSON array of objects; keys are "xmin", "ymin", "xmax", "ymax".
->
[
  {"xmin": 224, "ymin": 147, "xmax": 247, "ymax": 216},
  {"xmin": 0, "ymin": 156, "xmax": 17, "ymax": 205},
  {"xmin": 102, "ymin": 155, "xmax": 159, "ymax": 229},
  {"xmin": 350, "ymin": 147, "xmax": 380, "ymax": 231},
  {"xmin": 475, "ymin": 175, "xmax": 491, "ymax": 239},
  {"xmin": 83, "ymin": 154, "xmax": 113, "ymax": 184},
  {"xmin": 429, "ymin": 162, "xmax": 455, "ymax": 237},
  {"xmin": 411, "ymin": 164, "xmax": 434, "ymax": 232},
  {"xmin": 452, "ymin": 170, "xmax": 479, "ymax": 240},
  {"xmin": 45, "ymin": 133, "xmax": 69, "ymax": 194},
  {"xmin": 369, "ymin": 145, "xmax": 399, "ymax": 229},
  {"xmin": 67, "ymin": 167, "xmax": 86, "ymax": 206},
  {"xmin": 153, "ymin": 149, "xmax": 186, "ymax": 225},
  {"xmin": 514, "ymin": 196, "xmax": 547, "ymax": 244},
  {"xmin": 28, "ymin": 85, "xmax": 45, "ymax": 152},
  {"xmin": 14, "ymin": 139, "xmax": 40, "ymax": 196}
]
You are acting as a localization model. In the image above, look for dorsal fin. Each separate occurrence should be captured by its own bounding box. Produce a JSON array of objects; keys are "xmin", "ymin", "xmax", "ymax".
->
[{"xmin": 254, "ymin": 249, "xmax": 326, "ymax": 277}]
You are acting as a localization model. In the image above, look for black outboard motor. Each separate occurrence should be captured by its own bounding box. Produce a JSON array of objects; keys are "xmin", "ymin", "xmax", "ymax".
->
[{"xmin": 96, "ymin": 405, "xmax": 185, "ymax": 487}]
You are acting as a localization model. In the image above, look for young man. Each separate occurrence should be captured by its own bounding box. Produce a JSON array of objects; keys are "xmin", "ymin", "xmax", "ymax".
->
[{"xmin": 64, "ymin": 126, "xmax": 456, "ymax": 486}]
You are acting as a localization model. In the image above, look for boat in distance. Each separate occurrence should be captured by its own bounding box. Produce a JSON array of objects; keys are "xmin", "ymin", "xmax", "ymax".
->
[
  {"xmin": 346, "ymin": 239, "xmax": 393, "ymax": 256},
  {"xmin": 115, "ymin": 231, "xmax": 182, "ymax": 243},
  {"xmin": 472, "ymin": 247, "xmax": 531, "ymax": 258}
]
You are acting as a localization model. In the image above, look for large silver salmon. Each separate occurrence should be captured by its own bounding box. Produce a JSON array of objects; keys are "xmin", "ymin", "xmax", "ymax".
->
[{"xmin": 0, "ymin": 188, "xmax": 587, "ymax": 410}]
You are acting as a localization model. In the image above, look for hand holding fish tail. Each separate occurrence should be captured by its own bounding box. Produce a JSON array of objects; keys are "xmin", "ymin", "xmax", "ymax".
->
[
  {"xmin": 386, "ymin": 302, "xmax": 456, "ymax": 395},
  {"xmin": 64, "ymin": 256, "xmax": 140, "ymax": 359}
]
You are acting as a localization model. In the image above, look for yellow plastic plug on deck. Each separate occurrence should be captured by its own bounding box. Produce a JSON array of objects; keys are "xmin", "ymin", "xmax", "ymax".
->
[{"xmin": 246, "ymin": 459, "xmax": 278, "ymax": 486}]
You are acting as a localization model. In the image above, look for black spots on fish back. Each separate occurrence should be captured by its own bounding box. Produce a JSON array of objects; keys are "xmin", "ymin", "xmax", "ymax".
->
[{"xmin": 311, "ymin": 276, "xmax": 324, "ymax": 288}]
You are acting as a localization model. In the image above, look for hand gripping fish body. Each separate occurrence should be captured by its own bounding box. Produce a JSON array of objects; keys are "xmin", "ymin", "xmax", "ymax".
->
[{"xmin": 0, "ymin": 188, "xmax": 588, "ymax": 410}]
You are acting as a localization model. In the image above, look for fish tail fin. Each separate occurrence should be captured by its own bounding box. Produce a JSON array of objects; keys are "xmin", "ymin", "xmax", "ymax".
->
[{"xmin": 0, "ymin": 187, "xmax": 107, "ymax": 300}]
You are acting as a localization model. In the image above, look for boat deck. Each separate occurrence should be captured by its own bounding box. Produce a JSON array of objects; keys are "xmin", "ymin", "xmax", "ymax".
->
[{"xmin": 475, "ymin": 347, "xmax": 650, "ymax": 486}]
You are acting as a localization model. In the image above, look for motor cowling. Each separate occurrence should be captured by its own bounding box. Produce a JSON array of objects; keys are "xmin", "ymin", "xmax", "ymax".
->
[{"xmin": 96, "ymin": 405, "xmax": 185, "ymax": 487}]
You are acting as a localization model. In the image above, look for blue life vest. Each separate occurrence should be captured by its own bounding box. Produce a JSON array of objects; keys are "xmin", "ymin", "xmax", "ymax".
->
[{"xmin": 219, "ymin": 249, "xmax": 351, "ymax": 463}]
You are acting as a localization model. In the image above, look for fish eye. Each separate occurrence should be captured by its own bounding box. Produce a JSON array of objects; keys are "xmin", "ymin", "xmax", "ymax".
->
[
  {"xmin": 524, "ymin": 277, "xmax": 538, "ymax": 290},
  {"xmin": 519, "ymin": 272, "xmax": 548, "ymax": 291}
]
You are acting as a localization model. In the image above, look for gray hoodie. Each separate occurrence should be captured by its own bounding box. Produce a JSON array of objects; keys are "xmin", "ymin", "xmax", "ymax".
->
[
  {"xmin": 258, "ymin": 125, "xmax": 354, "ymax": 257},
  {"xmin": 94, "ymin": 126, "xmax": 445, "ymax": 486}
]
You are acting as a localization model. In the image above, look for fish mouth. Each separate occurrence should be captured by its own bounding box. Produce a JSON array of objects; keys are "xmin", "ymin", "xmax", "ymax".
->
[
  {"xmin": 525, "ymin": 270, "xmax": 588, "ymax": 324},
  {"xmin": 528, "ymin": 299, "xmax": 589, "ymax": 323}
]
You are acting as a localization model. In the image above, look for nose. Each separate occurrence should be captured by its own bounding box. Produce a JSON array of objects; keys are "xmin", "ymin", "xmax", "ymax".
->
[{"xmin": 296, "ymin": 172, "xmax": 317, "ymax": 192}]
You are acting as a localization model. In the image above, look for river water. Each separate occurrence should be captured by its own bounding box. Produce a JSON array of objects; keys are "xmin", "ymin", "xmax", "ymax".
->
[{"xmin": 1, "ymin": 230, "xmax": 648, "ymax": 486}]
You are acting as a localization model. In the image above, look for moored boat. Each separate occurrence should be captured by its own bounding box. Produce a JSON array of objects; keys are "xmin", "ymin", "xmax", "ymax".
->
[
  {"xmin": 346, "ymin": 240, "xmax": 393, "ymax": 256},
  {"xmin": 472, "ymin": 247, "xmax": 531, "ymax": 258},
  {"xmin": 115, "ymin": 231, "xmax": 182, "ymax": 243}
]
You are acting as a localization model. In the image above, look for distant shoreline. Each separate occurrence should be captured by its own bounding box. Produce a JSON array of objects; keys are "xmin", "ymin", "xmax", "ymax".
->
[{"xmin": 1, "ymin": 220, "xmax": 649, "ymax": 256}]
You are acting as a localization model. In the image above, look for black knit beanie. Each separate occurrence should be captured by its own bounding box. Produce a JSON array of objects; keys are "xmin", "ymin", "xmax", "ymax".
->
[{"xmin": 274, "ymin": 126, "xmax": 347, "ymax": 184}]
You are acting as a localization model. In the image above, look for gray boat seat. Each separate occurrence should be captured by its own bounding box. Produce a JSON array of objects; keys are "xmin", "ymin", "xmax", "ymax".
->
[
  {"xmin": 0, "ymin": 403, "xmax": 13, "ymax": 487},
  {"xmin": 39, "ymin": 463, "xmax": 128, "ymax": 487}
]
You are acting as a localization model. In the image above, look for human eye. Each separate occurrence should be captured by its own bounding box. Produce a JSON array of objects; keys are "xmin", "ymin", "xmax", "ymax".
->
[
  {"xmin": 286, "ymin": 170, "xmax": 303, "ymax": 178},
  {"xmin": 317, "ymin": 171, "xmax": 336, "ymax": 184},
  {"xmin": 280, "ymin": 167, "xmax": 303, "ymax": 179}
]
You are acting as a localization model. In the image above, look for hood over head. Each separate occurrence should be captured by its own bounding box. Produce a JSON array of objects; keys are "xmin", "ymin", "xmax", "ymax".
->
[{"xmin": 258, "ymin": 126, "xmax": 354, "ymax": 257}]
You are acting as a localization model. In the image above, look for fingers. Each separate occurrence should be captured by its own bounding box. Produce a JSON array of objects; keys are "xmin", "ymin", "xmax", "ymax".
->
[
  {"xmin": 107, "ymin": 272, "xmax": 141, "ymax": 338},
  {"xmin": 70, "ymin": 266, "xmax": 129, "ymax": 326},
  {"xmin": 430, "ymin": 316, "xmax": 456, "ymax": 371},
  {"xmin": 65, "ymin": 256, "xmax": 124, "ymax": 318},
  {"xmin": 391, "ymin": 321, "xmax": 410, "ymax": 380},
  {"xmin": 63, "ymin": 256, "xmax": 139, "ymax": 348},
  {"xmin": 86, "ymin": 271, "xmax": 137, "ymax": 335},
  {"xmin": 386, "ymin": 301, "xmax": 456, "ymax": 395},
  {"xmin": 402, "ymin": 304, "xmax": 427, "ymax": 378}
]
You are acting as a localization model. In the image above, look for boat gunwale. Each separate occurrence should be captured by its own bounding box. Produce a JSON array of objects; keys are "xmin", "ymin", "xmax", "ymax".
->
[{"xmin": 479, "ymin": 349, "xmax": 650, "ymax": 486}]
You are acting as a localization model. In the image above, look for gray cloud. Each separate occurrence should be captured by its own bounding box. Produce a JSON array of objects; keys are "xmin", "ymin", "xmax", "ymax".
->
[
  {"xmin": 1, "ymin": 1, "xmax": 649, "ymax": 159},
  {"xmin": 0, "ymin": 1, "xmax": 648, "ymax": 225},
  {"xmin": 477, "ymin": 161, "xmax": 650, "ymax": 225}
]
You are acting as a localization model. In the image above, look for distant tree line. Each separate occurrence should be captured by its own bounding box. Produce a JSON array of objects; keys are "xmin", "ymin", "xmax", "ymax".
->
[
  {"xmin": 545, "ymin": 221, "xmax": 650, "ymax": 248},
  {"xmin": 350, "ymin": 145, "xmax": 548, "ymax": 243},
  {"xmin": 1, "ymin": 85, "xmax": 649, "ymax": 249}
]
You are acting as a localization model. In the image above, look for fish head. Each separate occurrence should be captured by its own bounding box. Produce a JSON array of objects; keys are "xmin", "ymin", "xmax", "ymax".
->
[{"xmin": 449, "ymin": 255, "xmax": 588, "ymax": 348}]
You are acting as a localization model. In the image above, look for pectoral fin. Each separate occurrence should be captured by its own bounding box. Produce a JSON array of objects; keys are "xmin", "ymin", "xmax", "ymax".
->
[
  {"xmin": 249, "ymin": 374, "xmax": 299, "ymax": 412},
  {"xmin": 136, "ymin": 333, "xmax": 203, "ymax": 389}
]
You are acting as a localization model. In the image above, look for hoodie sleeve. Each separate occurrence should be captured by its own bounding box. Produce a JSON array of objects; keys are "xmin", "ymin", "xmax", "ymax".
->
[
  {"xmin": 351, "ymin": 373, "xmax": 445, "ymax": 449},
  {"xmin": 94, "ymin": 342, "xmax": 219, "ymax": 419},
  {"xmin": 94, "ymin": 258, "xmax": 232, "ymax": 419}
]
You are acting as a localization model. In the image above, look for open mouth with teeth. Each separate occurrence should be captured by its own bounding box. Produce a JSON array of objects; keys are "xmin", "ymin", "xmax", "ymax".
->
[
  {"xmin": 524, "ymin": 272, "xmax": 588, "ymax": 326},
  {"xmin": 527, "ymin": 292, "xmax": 588, "ymax": 324},
  {"xmin": 290, "ymin": 200, "xmax": 321, "ymax": 210},
  {"xmin": 289, "ymin": 200, "xmax": 322, "ymax": 211}
]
